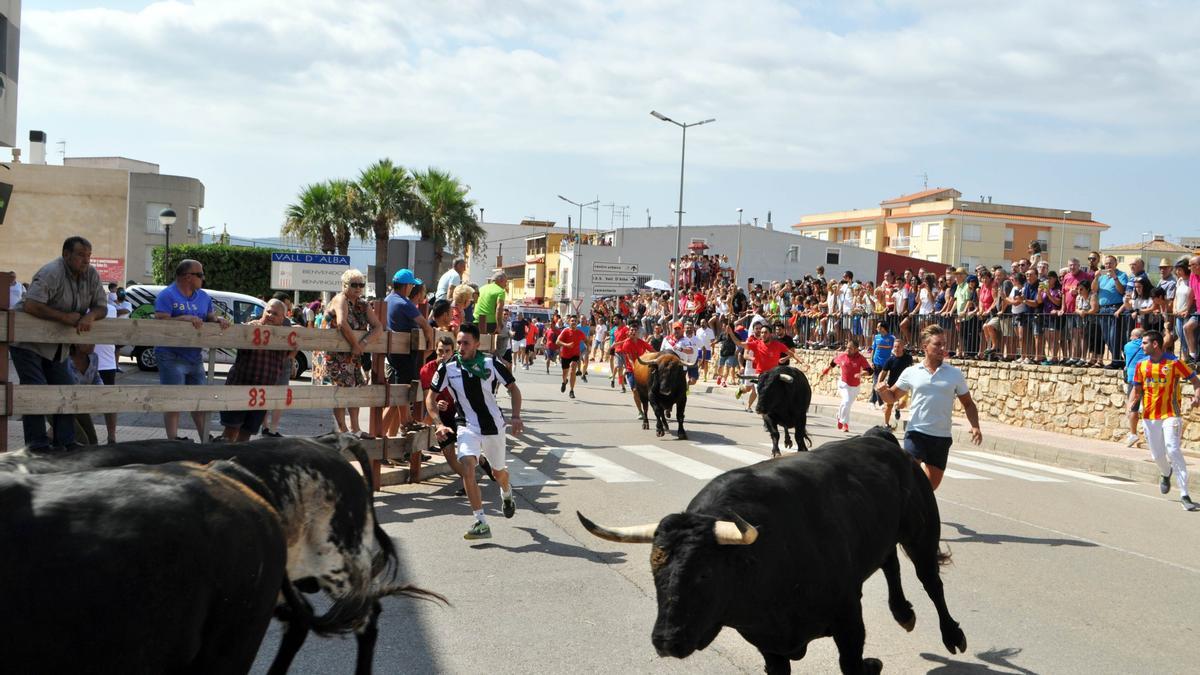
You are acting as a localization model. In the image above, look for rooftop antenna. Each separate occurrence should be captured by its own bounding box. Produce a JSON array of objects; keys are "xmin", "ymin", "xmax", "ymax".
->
[
  {"xmin": 588, "ymin": 197, "xmax": 600, "ymax": 234},
  {"xmin": 603, "ymin": 202, "xmax": 616, "ymax": 229},
  {"xmin": 56, "ymin": 140, "xmax": 66, "ymax": 162},
  {"xmin": 646, "ymin": 208, "xmax": 651, "ymax": 228},
  {"xmin": 916, "ymin": 171, "xmax": 928, "ymax": 190},
  {"xmin": 617, "ymin": 205, "xmax": 631, "ymax": 230}
]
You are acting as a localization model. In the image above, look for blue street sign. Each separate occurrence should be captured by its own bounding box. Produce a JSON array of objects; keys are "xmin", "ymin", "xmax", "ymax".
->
[{"xmin": 270, "ymin": 252, "xmax": 352, "ymax": 265}]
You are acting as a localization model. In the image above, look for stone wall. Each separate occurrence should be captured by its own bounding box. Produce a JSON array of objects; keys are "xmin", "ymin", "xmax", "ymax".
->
[{"xmin": 786, "ymin": 350, "xmax": 1200, "ymax": 448}]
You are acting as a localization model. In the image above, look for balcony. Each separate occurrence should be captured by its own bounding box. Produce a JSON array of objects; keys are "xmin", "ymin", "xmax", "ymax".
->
[
  {"xmin": 839, "ymin": 238, "xmax": 861, "ymax": 247},
  {"xmin": 890, "ymin": 236, "xmax": 910, "ymax": 249}
]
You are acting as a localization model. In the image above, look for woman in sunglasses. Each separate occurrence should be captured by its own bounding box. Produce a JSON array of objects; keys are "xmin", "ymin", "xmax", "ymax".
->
[{"xmin": 314, "ymin": 269, "xmax": 382, "ymax": 438}]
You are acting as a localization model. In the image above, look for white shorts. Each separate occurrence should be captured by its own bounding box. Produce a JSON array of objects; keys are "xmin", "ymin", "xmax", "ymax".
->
[
  {"xmin": 456, "ymin": 427, "xmax": 507, "ymax": 468},
  {"xmin": 513, "ymin": 339, "xmax": 527, "ymax": 350}
]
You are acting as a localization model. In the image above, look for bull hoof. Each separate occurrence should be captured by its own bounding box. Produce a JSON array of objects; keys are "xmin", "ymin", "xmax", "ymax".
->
[
  {"xmin": 784, "ymin": 439, "xmax": 793, "ymax": 449},
  {"xmin": 677, "ymin": 432, "xmax": 687, "ymax": 440},
  {"xmin": 942, "ymin": 622, "xmax": 967, "ymax": 654},
  {"xmin": 642, "ymin": 422, "xmax": 650, "ymax": 430},
  {"xmin": 899, "ymin": 613, "xmax": 916, "ymax": 633},
  {"xmin": 771, "ymin": 451, "xmax": 781, "ymax": 458},
  {"xmin": 656, "ymin": 429, "xmax": 665, "ymax": 437},
  {"xmin": 863, "ymin": 657, "xmax": 883, "ymax": 674}
]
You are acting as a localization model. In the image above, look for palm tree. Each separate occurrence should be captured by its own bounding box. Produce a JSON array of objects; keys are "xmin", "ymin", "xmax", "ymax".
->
[
  {"xmin": 413, "ymin": 167, "xmax": 485, "ymax": 276},
  {"xmin": 281, "ymin": 182, "xmax": 337, "ymax": 254},
  {"xmin": 353, "ymin": 159, "xmax": 419, "ymax": 294},
  {"xmin": 327, "ymin": 179, "xmax": 366, "ymax": 256}
]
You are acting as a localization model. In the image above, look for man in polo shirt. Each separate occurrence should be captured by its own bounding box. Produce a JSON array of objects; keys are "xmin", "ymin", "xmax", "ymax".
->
[
  {"xmin": 436, "ymin": 257, "xmax": 466, "ymax": 302},
  {"xmin": 383, "ymin": 268, "xmax": 435, "ymax": 437},
  {"xmin": 11, "ymin": 236, "xmax": 109, "ymax": 451},
  {"xmin": 876, "ymin": 324, "xmax": 983, "ymax": 490},
  {"xmin": 473, "ymin": 271, "xmax": 507, "ymax": 348},
  {"xmin": 154, "ymin": 258, "xmax": 230, "ymax": 442},
  {"xmin": 428, "ymin": 323, "xmax": 525, "ymax": 540},
  {"xmin": 1095, "ymin": 255, "xmax": 1129, "ymax": 370}
]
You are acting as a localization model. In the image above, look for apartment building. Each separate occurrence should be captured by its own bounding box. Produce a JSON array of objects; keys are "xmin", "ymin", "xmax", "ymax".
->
[{"xmin": 792, "ymin": 187, "xmax": 1109, "ymax": 270}]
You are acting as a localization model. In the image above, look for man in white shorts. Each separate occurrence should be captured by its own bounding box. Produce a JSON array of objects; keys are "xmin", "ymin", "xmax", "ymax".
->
[{"xmin": 428, "ymin": 323, "xmax": 526, "ymax": 540}]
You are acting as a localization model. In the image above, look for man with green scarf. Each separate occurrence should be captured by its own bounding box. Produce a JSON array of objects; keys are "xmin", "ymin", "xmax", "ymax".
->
[{"xmin": 428, "ymin": 323, "xmax": 525, "ymax": 540}]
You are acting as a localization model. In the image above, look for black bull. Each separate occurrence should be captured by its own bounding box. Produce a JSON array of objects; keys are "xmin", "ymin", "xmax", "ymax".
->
[
  {"xmin": 0, "ymin": 461, "xmax": 292, "ymax": 674},
  {"xmin": 755, "ymin": 364, "xmax": 812, "ymax": 456},
  {"xmin": 578, "ymin": 427, "xmax": 966, "ymax": 675},
  {"xmin": 631, "ymin": 353, "xmax": 688, "ymax": 439},
  {"xmin": 0, "ymin": 433, "xmax": 445, "ymax": 675}
]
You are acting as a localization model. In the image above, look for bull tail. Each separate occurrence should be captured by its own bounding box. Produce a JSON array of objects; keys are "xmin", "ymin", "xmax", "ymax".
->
[
  {"xmin": 335, "ymin": 435, "xmax": 403, "ymax": 586},
  {"xmin": 937, "ymin": 545, "xmax": 953, "ymax": 567},
  {"xmin": 375, "ymin": 582, "xmax": 450, "ymax": 606}
]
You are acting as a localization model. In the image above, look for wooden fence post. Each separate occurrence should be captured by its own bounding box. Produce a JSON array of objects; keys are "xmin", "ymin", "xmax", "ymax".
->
[{"xmin": 0, "ymin": 271, "xmax": 12, "ymax": 454}]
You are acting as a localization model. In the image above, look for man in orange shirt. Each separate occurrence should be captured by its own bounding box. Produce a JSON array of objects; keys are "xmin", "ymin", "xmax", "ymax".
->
[{"xmin": 1129, "ymin": 329, "xmax": 1200, "ymax": 510}]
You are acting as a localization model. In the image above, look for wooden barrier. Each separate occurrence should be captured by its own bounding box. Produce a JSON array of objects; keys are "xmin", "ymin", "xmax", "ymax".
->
[{"xmin": 0, "ymin": 304, "xmax": 501, "ymax": 483}]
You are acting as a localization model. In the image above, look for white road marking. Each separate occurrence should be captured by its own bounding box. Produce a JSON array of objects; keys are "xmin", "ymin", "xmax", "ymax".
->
[
  {"xmin": 620, "ymin": 445, "xmax": 725, "ymax": 479},
  {"xmin": 546, "ymin": 447, "xmax": 653, "ymax": 483},
  {"xmin": 692, "ymin": 443, "xmax": 771, "ymax": 466},
  {"xmin": 952, "ymin": 457, "xmax": 1065, "ymax": 483},
  {"xmin": 959, "ymin": 451, "xmax": 1125, "ymax": 484},
  {"xmin": 943, "ymin": 468, "xmax": 990, "ymax": 480},
  {"xmin": 505, "ymin": 456, "xmax": 559, "ymax": 487}
]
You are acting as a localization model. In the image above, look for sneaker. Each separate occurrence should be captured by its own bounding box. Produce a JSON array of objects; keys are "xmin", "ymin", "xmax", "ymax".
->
[
  {"xmin": 610, "ymin": 378, "xmax": 615, "ymax": 389},
  {"xmin": 1183, "ymin": 496, "xmax": 1199, "ymax": 512},
  {"xmin": 735, "ymin": 388, "xmax": 744, "ymax": 400},
  {"xmin": 621, "ymin": 386, "xmax": 627, "ymax": 393},
  {"xmin": 1161, "ymin": 469, "xmax": 1173, "ymax": 494},
  {"xmin": 261, "ymin": 429, "xmax": 284, "ymax": 438},
  {"xmin": 502, "ymin": 494, "xmax": 516, "ymax": 518},
  {"xmin": 561, "ymin": 382, "xmax": 567, "ymax": 393},
  {"xmin": 843, "ymin": 425, "xmax": 850, "ymax": 433},
  {"xmin": 581, "ymin": 372, "xmax": 588, "ymax": 383},
  {"xmin": 464, "ymin": 520, "xmax": 492, "ymax": 540},
  {"xmin": 569, "ymin": 390, "xmax": 576, "ymax": 399},
  {"xmin": 1125, "ymin": 433, "xmax": 1139, "ymax": 448},
  {"xmin": 837, "ymin": 421, "xmax": 844, "ymax": 431}
]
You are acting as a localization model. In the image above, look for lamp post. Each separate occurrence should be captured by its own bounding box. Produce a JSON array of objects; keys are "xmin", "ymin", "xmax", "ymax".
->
[
  {"xmin": 158, "ymin": 208, "xmax": 176, "ymax": 279},
  {"xmin": 650, "ymin": 110, "xmax": 715, "ymax": 322},
  {"xmin": 558, "ymin": 194, "xmax": 598, "ymax": 242},
  {"xmin": 735, "ymin": 208, "xmax": 744, "ymax": 285},
  {"xmin": 1060, "ymin": 210, "xmax": 1071, "ymax": 267}
]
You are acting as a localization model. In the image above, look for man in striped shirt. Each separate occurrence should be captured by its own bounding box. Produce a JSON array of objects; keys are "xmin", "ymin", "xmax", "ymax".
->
[
  {"xmin": 1128, "ymin": 329, "xmax": 1200, "ymax": 511},
  {"xmin": 428, "ymin": 323, "xmax": 526, "ymax": 539}
]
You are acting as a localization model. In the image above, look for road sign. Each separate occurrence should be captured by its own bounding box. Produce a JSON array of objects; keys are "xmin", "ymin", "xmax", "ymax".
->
[
  {"xmin": 592, "ymin": 262, "xmax": 638, "ymax": 274},
  {"xmin": 590, "ymin": 273, "xmax": 638, "ymax": 285},
  {"xmin": 270, "ymin": 252, "xmax": 351, "ymax": 292},
  {"xmin": 592, "ymin": 284, "xmax": 636, "ymax": 297}
]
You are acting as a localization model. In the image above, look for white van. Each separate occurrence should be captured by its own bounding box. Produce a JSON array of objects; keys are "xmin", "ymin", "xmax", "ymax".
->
[{"xmin": 120, "ymin": 285, "xmax": 311, "ymax": 378}]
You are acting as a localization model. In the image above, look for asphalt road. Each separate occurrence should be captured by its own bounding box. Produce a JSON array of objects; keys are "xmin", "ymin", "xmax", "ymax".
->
[{"xmin": 251, "ymin": 360, "xmax": 1200, "ymax": 674}]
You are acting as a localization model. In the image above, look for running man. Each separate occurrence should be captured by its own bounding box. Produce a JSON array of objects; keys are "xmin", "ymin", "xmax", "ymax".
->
[
  {"xmin": 726, "ymin": 322, "xmax": 800, "ymax": 412},
  {"xmin": 1128, "ymin": 329, "xmax": 1200, "ymax": 511},
  {"xmin": 557, "ymin": 315, "xmax": 585, "ymax": 399},
  {"xmin": 662, "ymin": 321, "xmax": 698, "ymax": 382},
  {"xmin": 610, "ymin": 316, "xmax": 629, "ymax": 392},
  {"xmin": 875, "ymin": 324, "xmax": 982, "ymax": 490},
  {"xmin": 428, "ymin": 324, "xmax": 525, "ymax": 540},
  {"xmin": 877, "ymin": 338, "xmax": 914, "ymax": 429},
  {"xmin": 821, "ymin": 337, "xmax": 873, "ymax": 433}
]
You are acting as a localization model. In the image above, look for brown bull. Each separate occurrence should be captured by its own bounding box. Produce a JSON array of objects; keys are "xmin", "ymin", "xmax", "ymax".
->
[{"xmin": 632, "ymin": 352, "xmax": 688, "ymax": 439}]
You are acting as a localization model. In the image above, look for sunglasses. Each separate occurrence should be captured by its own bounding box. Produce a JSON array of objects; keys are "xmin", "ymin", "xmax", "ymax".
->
[
  {"xmin": 348, "ymin": 282, "xmax": 366, "ymax": 289},
  {"xmin": 186, "ymin": 272, "xmax": 205, "ymax": 279}
]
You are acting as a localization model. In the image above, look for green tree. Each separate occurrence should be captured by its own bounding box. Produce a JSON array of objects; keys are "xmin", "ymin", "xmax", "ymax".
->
[
  {"xmin": 352, "ymin": 159, "xmax": 420, "ymax": 294},
  {"xmin": 413, "ymin": 167, "xmax": 484, "ymax": 275},
  {"xmin": 281, "ymin": 182, "xmax": 337, "ymax": 254}
]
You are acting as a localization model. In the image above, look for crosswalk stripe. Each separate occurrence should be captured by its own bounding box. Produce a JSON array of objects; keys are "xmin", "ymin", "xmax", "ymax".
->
[
  {"xmin": 546, "ymin": 447, "xmax": 653, "ymax": 483},
  {"xmin": 505, "ymin": 456, "xmax": 559, "ymax": 487},
  {"xmin": 692, "ymin": 444, "xmax": 771, "ymax": 466},
  {"xmin": 943, "ymin": 468, "xmax": 990, "ymax": 480},
  {"xmin": 620, "ymin": 445, "xmax": 725, "ymax": 480},
  {"xmin": 958, "ymin": 451, "xmax": 1125, "ymax": 484},
  {"xmin": 952, "ymin": 457, "xmax": 1064, "ymax": 483}
]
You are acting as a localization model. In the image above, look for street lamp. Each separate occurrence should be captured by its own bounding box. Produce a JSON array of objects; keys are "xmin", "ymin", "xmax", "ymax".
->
[
  {"xmin": 558, "ymin": 194, "xmax": 598, "ymax": 242},
  {"xmin": 650, "ymin": 110, "xmax": 715, "ymax": 322},
  {"xmin": 735, "ymin": 208, "xmax": 744, "ymax": 285},
  {"xmin": 158, "ymin": 208, "xmax": 176, "ymax": 278},
  {"xmin": 1059, "ymin": 210, "xmax": 1071, "ymax": 265}
]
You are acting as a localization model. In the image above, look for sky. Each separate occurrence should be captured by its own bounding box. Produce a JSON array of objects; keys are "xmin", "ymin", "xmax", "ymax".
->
[{"xmin": 20, "ymin": 0, "xmax": 1200, "ymax": 248}]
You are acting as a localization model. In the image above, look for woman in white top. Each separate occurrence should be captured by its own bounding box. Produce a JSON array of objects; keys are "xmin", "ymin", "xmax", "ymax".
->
[{"xmin": 1171, "ymin": 262, "xmax": 1194, "ymax": 359}]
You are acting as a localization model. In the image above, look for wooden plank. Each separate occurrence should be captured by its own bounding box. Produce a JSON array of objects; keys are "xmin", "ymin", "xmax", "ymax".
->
[
  {"xmin": 2, "ymin": 383, "xmax": 412, "ymax": 415},
  {"xmin": 425, "ymin": 328, "xmax": 496, "ymax": 351},
  {"xmin": 356, "ymin": 427, "xmax": 437, "ymax": 462},
  {"xmin": 3, "ymin": 313, "xmax": 415, "ymax": 354}
]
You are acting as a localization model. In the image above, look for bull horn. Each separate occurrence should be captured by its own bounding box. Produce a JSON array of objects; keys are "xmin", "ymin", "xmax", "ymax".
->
[
  {"xmin": 576, "ymin": 511, "xmax": 657, "ymax": 544},
  {"xmin": 714, "ymin": 513, "xmax": 758, "ymax": 546},
  {"xmin": 779, "ymin": 373, "xmax": 794, "ymax": 382}
]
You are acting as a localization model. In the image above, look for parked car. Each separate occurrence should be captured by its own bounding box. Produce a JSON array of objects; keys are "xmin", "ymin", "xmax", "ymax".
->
[{"xmin": 120, "ymin": 285, "xmax": 311, "ymax": 379}]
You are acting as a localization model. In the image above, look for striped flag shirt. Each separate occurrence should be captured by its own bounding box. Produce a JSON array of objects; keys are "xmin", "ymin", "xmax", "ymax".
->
[
  {"xmin": 430, "ymin": 356, "xmax": 516, "ymax": 435},
  {"xmin": 1134, "ymin": 358, "xmax": 1195, "ymax": 420}
]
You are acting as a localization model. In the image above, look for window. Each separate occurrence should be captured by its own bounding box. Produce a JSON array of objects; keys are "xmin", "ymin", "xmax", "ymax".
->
[
  {"xmin": 961, "ymin": 256, "xmax": 982, "ymax": 269},
  {"xmin": 787, "ymin": 245, "xmax": 800, "ymax": 262},
  {"xmin": 817, "ymin": 231, "xmax": 828, "ymax": 241},
  {"xmin": 963, "ymin": 224, "xmax": 982, "ymax": 241},
  {"xmin": 1073, "ymin": 234, "xmax": 1090, "ymax": 249},
  {"xmin": 863, "ymin": 229, "xmax": 874, "ymax": 245},
  {"xmin": 188, "ymin": 207, "xmax": 199, "ymax": 235},
  {"xmin": 233, "ymin": 301, "xmax": 263, "ymax": 325},
  {"xmin": 825, "ymin": 248, "xmax": 841, "ymax": 265},
  {"xmin": 911, "ymin": 222, "xmax": 922, "ymax": 237},
  {"xmin": 144, "ymin": 246, "xmax": 157, "ymax": 275},
  {"xmin": 926, "ymin": 255, "xmax": 939, "ymax": 262},
  {"xmin": 145, "ymin": 202, "xmax": 171, "ymax": 234},
  {"xmin": 1004, "ymin": 228, "xmax": 1014, "ymax": 251},
  {"xmin": 927, "ymin": 223, "xmax": 941, "ymax": 241}
]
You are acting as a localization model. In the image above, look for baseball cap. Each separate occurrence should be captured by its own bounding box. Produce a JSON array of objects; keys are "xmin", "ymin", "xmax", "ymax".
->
[
  {"xmin": 672, "ymin": 321, "xmax": 683, "ymax": 329},
  {"xmin": 392, "ymin": 268, "xmax": 421, "ymax": 285}
]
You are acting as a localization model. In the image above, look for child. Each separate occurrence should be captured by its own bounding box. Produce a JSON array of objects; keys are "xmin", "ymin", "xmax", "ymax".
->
[
  {"xmin": 821, "ymin": 338, "xmax": 873, "ymax": 433},
  {"xmin": 878, "ymin": 339, "xmax": 914, "ymax": 429},
  {"xmin": 868, "ymin": 322, "xmax": 895, "ymax": 409}
]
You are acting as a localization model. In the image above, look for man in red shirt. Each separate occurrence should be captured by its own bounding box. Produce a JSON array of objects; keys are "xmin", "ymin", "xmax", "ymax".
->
[
  {"xmin": 611, "ymin": 316, "xmax": 631, "ymax": 393},
  {"xmin": 557, "ymin": 315, "xmax": 585, "ymax": 399},
  {"xmin": 544, "ymin": 322, "xmax": 560, "ymax": 374},
  {"xmin": 726, "ymin": 322, "xmax": 799, "ymax": 409},
  {"xmin": 822, "ymin": 338, "xmax": 874, "ymax": 433}
]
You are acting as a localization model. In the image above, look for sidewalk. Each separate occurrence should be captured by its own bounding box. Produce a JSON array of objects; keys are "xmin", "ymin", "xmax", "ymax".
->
[{"xmin": 690, "ymin": 379, "xmax": 1200, "ymax": 493}]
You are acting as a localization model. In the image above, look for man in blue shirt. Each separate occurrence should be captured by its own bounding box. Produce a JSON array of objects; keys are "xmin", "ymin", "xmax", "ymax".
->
[
  {"xmin": 1096, "ymin": 255, "xmax": 1129, "ymax": 370},
  {"xmin": 868, "ymin": 322, "xmax": 895, "ymax": 408},
  {"xmin": 383, "ymin": 268, "xmax": 435, "ymax": 437},
  {"xmin": 154, "ymin": 259, "xmax": 229, "ymax": 441}
]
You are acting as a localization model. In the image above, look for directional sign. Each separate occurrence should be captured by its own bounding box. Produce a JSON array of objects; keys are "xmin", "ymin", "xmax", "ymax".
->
[
  {"xmin": 591, "ymin": 273, "xmax": 639, "ymax": 285},
  {"xmin": 271, "ymin": 252, "xmax": 352, "ymax": 292},
  {"xmin": 592, "ymin": 262, "xmax": 638, "ymax": 274},
  {"xmin": 592, "ymin": 284, "xmax": 636, "ymax": 297}
]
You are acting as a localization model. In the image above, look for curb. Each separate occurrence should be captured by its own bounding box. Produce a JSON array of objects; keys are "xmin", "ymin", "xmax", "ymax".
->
[{"xmin": 378, "ymin": 456, "xmax": 457, "ymax": 488}]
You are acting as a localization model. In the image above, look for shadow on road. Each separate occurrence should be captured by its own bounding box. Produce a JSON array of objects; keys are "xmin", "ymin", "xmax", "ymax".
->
[
  {"xmin": 942, "ymin": 522, "xmax": 1097, "ymax": 548},
  {"xmin": 470, "ymin": 526, "xmax": 627, "ymax": 564},
  {"xmin": 921, "ymin": 647, "xmax": 1040, "ymax": 674}
]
